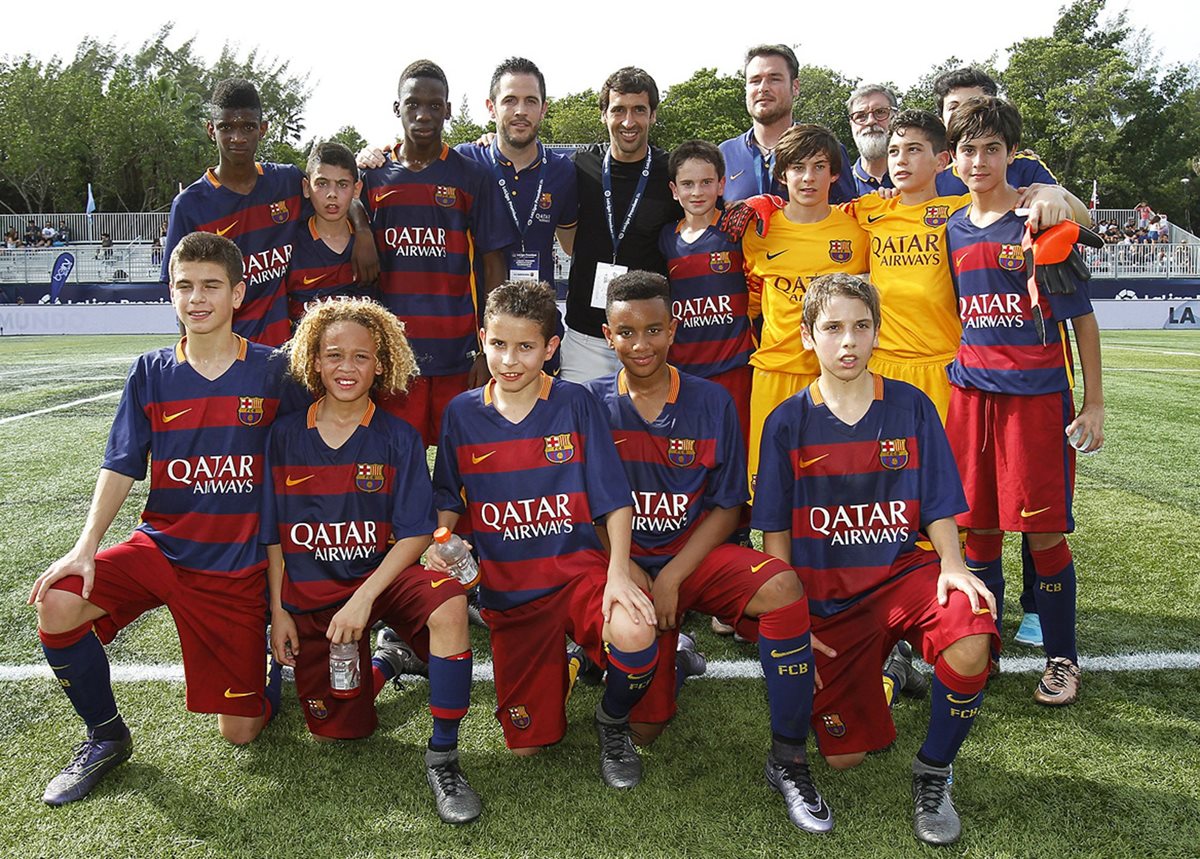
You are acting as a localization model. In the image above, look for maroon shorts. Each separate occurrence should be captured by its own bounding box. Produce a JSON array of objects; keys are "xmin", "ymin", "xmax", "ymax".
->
[
  {"xmin": 946, "ymin": 386, "xmax": 1076, "ymax": 533},
  {"xmin": 708, "ymin": 364, "xmax": 752, "ymax": 454},
  {"xmin": 378, "ymin": 371, "xmax": 470, "ymax": 447},
  {"xmin": 809, "ymin": 560, "xmax": 999, "ymax": 757},
  {"xmin": 292, "ymin": 564, "xmax": 466, "ymax": 739},
  {"xmin": 50, "ymin": 530, "xmax": 270, "ymax": 718},
  {"xmin": 484, "ymin": 570, "xmax": 619, "ymax": 749},
  {"xmin": 631, "ymin": 544, "xmax": 792, "ymax": 724}
]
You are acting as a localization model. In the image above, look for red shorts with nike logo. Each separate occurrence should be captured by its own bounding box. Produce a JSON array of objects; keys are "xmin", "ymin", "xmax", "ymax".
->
[
  {"xmin": 291, "ymin": 564, "xmax": 466, "ymax": 739},
  {"xmin": 378, "ymin": 371, "xmax": 470, "ymax": 447},
  {"xmin": 946, "ymin": 386, "xmax": 1076, "ymax": 533},
  {"xmin": 49, "ymin": 529, "xmax": 270, "ymax": 718},
  {"xmin": 485, "ymin": 568, "xmax": 639, "ymax": 750},
  {"xmin": 630, "ymin": 544, "xmax": 792, "ymax": 725},
  {"xmin": 809, "ymin": 559, "xmax": 1000, "ymax": 757}
]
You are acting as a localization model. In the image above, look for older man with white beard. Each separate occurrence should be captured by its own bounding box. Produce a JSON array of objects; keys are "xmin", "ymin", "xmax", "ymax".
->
[{"xmin": 846, "ymin": 84, "xmax": 899, "ymax": 196}]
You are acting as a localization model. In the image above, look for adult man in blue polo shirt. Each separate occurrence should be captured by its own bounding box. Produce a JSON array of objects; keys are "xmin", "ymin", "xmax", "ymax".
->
[
  {"xmin": 719, "ymin": 45, "xmax": 856, "ymax": 206},
  {"xmin": 846, "ymin": 84, "xmax": 900, "ymax": 196}
]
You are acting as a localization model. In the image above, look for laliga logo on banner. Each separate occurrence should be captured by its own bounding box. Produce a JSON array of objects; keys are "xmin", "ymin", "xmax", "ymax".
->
[{"xmin": 49, "ymin": 253, "xmax": 75, "ymax": 303}]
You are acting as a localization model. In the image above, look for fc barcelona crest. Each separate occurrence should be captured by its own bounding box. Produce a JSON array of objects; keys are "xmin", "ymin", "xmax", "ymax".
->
[
  {"xmin": 821, "ymin": 713, "xmax": 846, "ymax": 737},
  {"xmin": 237, "ymin": 396, "xmax": 264, "ymax": 426},
  {"xmin": 828, "ymin": 239, "xmax": 853, "ymax": 262},
  {"xmin": 270, "ymin": 200, "xmax": 290, "ymax": 224},
  {"xmin": 709, "ymin": 252, "xmax": 732, "ymax": 273},
  {"xmin": 879, "ymin": 438, "xmax": 909, "ymax": 470},
  {"xmin": 356, "ymin": 463, "xmax": 385, "ymax": 493},
  {"xmin": 435, "ymin": 185, "xmax": 457, "ymax": 207},
  {"xmin": 307, "ymin": 698, "xmax": 329, "ymax": 720},
  {"xmin": 544, "ymin": 433, "xmax": 575, "ymax": 464},
  {"xmin": 667, "ymin": 438, "xmax": 697, "ymax": 467},
  {"xmin": 998, "ymin": 243, "xmax": 1024, "ymax": 271},
  {"xmin": 508, "ymin": 705, "xmax": 531, "ymax": 729},
  {"xmin": 538, "ymin": 192, "xmax": 553, "ymax": 210},
  {"xmin": 923, "ymin": 205, "xmax": 949, "ymax": 227}
]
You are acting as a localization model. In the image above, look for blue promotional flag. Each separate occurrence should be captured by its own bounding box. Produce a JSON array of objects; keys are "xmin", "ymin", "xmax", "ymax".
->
[
  {"xmin": 49, "ymin": 252, "xmax": 75, "ymax": 303},
  {"xmin": 85, "ymin": 183, "xmax": 96, "ymax": 215}
]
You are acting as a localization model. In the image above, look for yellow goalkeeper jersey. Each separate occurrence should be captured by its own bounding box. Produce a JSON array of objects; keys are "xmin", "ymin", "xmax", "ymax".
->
[
  {"xmin": 841, "ymin": 193, "xmax": 970, "ymax": 361},
  {"xmin": 742, "ymin": 206, "xmax": 868, "ymax": 376}
]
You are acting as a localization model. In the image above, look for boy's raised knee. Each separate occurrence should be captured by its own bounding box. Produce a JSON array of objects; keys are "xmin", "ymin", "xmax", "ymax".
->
[
  {"xmin": 824, "ymin": 751, "xmax": 867, "ymax": 770},
  {"xmin": 218, "ymin": 714, "xmax": 264, "ymax": 746}
]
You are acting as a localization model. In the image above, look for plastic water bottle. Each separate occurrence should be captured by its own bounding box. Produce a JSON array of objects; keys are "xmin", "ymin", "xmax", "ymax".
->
[
  {"xmin": 328, "ymin": 641, "xmax": 360, "ymax": 699},
  {"xmin": 1067, "ymin": 426, "xmax": 1099, "ymax": 456},
  {"xmin": 433, "ymin": 527, "xmax": 479, "ymax": 588}
]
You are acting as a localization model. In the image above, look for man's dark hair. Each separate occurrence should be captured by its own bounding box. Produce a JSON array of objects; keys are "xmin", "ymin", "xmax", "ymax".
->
[
  {"xmin": 169, "ymin": 231, "xmax": 244, "ymax": 287},
  {"xmin": 606, "ymin": 270, "xmax": 670, "ymax": 315},
  {"xmin": 668, "ymin": 140, "xmax": 725, "ymax": 181},
  {"xmin": 888, "ymin": 109, "xmax": 948, "ymax": 154},
  {"xmin": 599, "ymin": 67, "xmax": 659, "ymax": 113},
  {"xmin": 773, "ymin": 124, "xmax": 842, "ymax": 182},
  {"xmin": 210, "ymin": 79, "xmax": 261, "ymax": 117},
  {"xmin": 932, "ymin": 67, "xmax": 998, "ymax": 115},
  {"xmin": 744, "ymin": 44, "xmax": 799, "ymax": 81},
  {"xmin": 484, "ymin": 280, "xmax": 558, "ymax": 342},
  {"xmin": 306, "ymin": 141, "xmax": 359, "ymax": 181},
  {"xmin": 398, "ymin": 60, "xmax": 449, "ymax": 98},
  {"xmin": 946, "ymin": 96, "xmax": 1022, "ymax": 153},
  {"xmin": 489, "ymin": 57, "xmax": 546, "ymax": 102}
]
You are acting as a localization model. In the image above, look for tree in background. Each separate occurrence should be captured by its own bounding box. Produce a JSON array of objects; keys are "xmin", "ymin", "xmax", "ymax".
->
[
  {"xmin": 653, "ymin": 69, "xmax": 744, "ymax": 151},
  {"xmin": 541, "ymin": 90, "xmax": 604, "ymax": 145}
]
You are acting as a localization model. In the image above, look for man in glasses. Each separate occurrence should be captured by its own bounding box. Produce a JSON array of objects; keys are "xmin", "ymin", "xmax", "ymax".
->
[{"xmin": 846, "ymin": 84, "xmax": 900, "ymax": 196}]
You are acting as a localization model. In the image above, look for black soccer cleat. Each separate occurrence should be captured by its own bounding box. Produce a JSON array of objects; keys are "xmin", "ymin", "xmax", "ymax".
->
[
  {"xmin": 375, "ymin": 627, "xmax": 429, "ymax": 682},
  {"xmin": 595, "ymin": 712, "xmax": 642, "ymax": 789},
  {"xmin": 884, "ymin": 640, "xmax": 929, "ymax": 699},
  {"xmin": 424, "ymin": 747, "xmax": 482, "ymax": 824},
  {"xmin": 43, "ymin": 727, "xmax": 133, "ymax": 806}
]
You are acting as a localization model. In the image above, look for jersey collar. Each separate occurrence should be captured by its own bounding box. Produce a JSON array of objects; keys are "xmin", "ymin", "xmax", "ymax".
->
[
  {"xmin": 616, "ymin": 365, "xmax": 680, "ymax": 403},
  {"xmin": 306, "ymin": 397, "xmax": 376, "ymax": 429},
  {"xmin": 307, "ymin": 215, "xmax": 354, "ymax": 241},
  {"xmin": 175, "ymin": 334, "xmax": 248, "ymax": 364},
  {"xmin": 204, "ymin": 163, "xmax": 264, "ymax": 189},
  {"xmin": 482, "ymin": 372, "xmax": 553, "ymax": 407},
  {"xmin": 807, "ymin": 373, "xmax": 883, "ymax": 406}
]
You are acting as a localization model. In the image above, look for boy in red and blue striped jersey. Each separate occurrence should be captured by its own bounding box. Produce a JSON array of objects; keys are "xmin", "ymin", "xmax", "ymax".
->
[
  {"xmin": 282, "ymin": 142, "xmax": 376, "ymax": 326},
  {"xmin": 263, "ymin": 298, "xmax": 478, "ymax": 824},
  {"xmin": 162, "ymin": 80, "xmax": 377, "ymax": 347},
  {"xmin": 431, "ymin": 281, "xmax": 658, "ymax": 790},
  {"xmin": 30, "ymin": 233, "xmax": 297, "ymax": 806},
  {"xmin": 752, "ymin": 273, "xmax": 998, "ymax": 846},
  {"xmin": 361, "ymin": 60, "xmax": 515, "ymax": 445},
  {"xmin": 586, "ymin": 270, "xmax": 830, "ymax": 835},
  {"xmin": 659, "ymin": 141, "xmax": 754, "ymax": 445},
  {"xmin": 944, "ymin": 96, "xmax": 1102, "ymax": 707}
]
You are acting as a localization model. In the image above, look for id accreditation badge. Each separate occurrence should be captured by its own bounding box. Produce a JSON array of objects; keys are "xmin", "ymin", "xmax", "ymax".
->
[
  {"xmin": 509, "ymin": 252, "xmax": 540, "ymax": 283},
  {"xmin": 591, "ymin": 262, "xmax": 629, "ymax": 309}
]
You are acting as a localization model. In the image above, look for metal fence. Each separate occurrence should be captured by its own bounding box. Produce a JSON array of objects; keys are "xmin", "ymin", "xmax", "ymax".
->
[
  {"xmin": 0, "ymin": 243, "xmax": 162, "ymax": 284},
  {"xmin": 1084, "ymin": 243, "xmax": 1200, "ymax": 278},
  {"xmin": 2, "ymin": 212, "xmax": 168, "ymax": 245}
]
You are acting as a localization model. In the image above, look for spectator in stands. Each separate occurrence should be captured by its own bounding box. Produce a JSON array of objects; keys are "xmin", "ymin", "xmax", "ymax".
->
[
  {"xmin": 55, "ymin": 220, "xmax": 70, "ymax": 246},
  {"xmin": 151, "ymin": 236, "xmax": 163, "ymax": 267},
  {"xmin": 38, "ymin": 222, "xmax": 56, "ymax": 247},
  {"xmin": 97, "ymin": 233, "xmax": 113, "ymax": 260},
  {"xmin": 1158, "ymin": 212, "xmax": 1169, "ymax": 237},
  {"xmin": 24, "ymin": 220, "xmax": 39, "ymax": 247},
  {"xmin": 4, "ymin": 228, "xmax": 19, "ymax": 250},
  {"xmin": 1134, "ymin": 201, "xmax": 1153, "ymax": 229}
]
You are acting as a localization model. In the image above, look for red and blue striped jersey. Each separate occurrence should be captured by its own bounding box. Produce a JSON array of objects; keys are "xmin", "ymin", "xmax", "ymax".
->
[
  {"xmin": 750, "ymin": 376, "xmax": 966, "ymax": 618},
  {"xmin": 659, "ymin": 217, "xmax": 753, "ymax": 378},
  {"xmin": 103, "ymin": 337, "xmax": 289, "ymax": 577},
  {"xmin": 162, "ymin": 163, "xmax": 302, "ymax": 347},
  {"xmin": 262, "ymin": 400, "xmax": 436, "ymax": 613},
  {"xmin": 585, "ymin": 367, "xmax": 747, "ymax": 566},
  {"xmin": 433, "ymin": 375, "xmax": 631, "ymax": 611},
  {"xmin": 361, "ymin": 144, "xmax": 515, "ymax": 376},
  {"xmin": 946, "ymin": 209, "xmax": 1093, "ymax": 395},
  {"xmin": 282, "ymin": 217, "xmax": 373, "ymax": 323}
]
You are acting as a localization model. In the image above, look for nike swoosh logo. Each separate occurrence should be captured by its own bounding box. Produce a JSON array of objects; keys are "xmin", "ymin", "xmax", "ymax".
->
[
  {"xmin": 215, "ymin": 221, "xmax": 238, "ymax": 237},
  {"xmin": 750, "ymin": 559, "xmax": 774, "ymax": 573},
  {"xmin": 729, "ymin": 171, "xmax": 745, "ymax": 181},
  {"xmin": 302, "ymin": 274, "xmax": 328, "ymax": 285},
  {"xmin": 955, "ymin": 253, "xmax": 970, "ymax": 268},
  {"xmin": 1020, "ymin": 506, "xmax": 1051, "ymax": 518},
  {"xmin": 614, "ymin": 438, "xmax": 627, "ymax": 445},
  {"xmin": 798, "ymin": 454, "xmax": 828, "ymax": 469},
  {"xmin": 946, "ymin": 692, "xmax": 981, "ymax": 705},
  {"xmin": 626, "ymin": 670, "xmax": 654, "ymax": 681},
  {"xmin": 430, "ymin": 577, "xmax": 456, "ymax": 589},
  {"xmin": 224, "ymin": 688, "xmax": 255, "ymax": 698},
  {"xmin": 867, "ymin": 214, "xmax": 885, "ymax": 223},
  {"xmin": 765, "ymin": 250, "xmax": 787, "ymax": 260},
  {"xmin": 770, "ymin": 645, "xmax": 809, "ymax": 658},
  {"xmin": 471, "ymin": 451, "xmax": 496, "ymax": 464},
  {"xmin": 374, "ymin": 189, "xmax": 399, "ymax": 203},
  {"xmin": 162, "ymin": 408, "xmax": 191, "ymax": 424},
  {"xmin": 286, "ymin": 474, "xmax": 315, "ymax": 487},
  {"xmin": 669, "ymin": 264, "xmax": 680, "ymax": 274}
]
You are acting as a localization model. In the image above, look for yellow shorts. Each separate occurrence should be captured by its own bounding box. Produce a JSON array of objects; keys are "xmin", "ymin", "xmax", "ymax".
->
[
  {"xmin": 748, "ymin": 367, "xmax": 818, "ymax": 501},
  {"xmin": 868, "ymin": 353, "xmax": 955, "ymax": 424}
]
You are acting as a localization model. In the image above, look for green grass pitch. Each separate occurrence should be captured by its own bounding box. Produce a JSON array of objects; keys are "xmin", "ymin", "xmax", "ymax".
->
[{"xmin": 1, "ymin": 332, "xmax": 1198, "ymax": 858}]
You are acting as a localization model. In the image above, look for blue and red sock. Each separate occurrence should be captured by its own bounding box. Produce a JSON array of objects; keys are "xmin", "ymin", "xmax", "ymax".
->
[
  {"xmin": 601, "ymin": 641, "xmax": 658, "ymax": 722},
  {"xmin": 428, "ymin": 650, "xmax": 471, "ymax": 751},
  {"xmin": 757, "ymin": 599, "xmax": 814, "ymax": 744},
  {"xmin": 918, "ymin": 654, "xmax": 988, "ymax": 767},
  {"xmin": 39, "ymin": 623, "xmax": 125, "ymax": 740},
  {"xmin": 1031, "ymin": 539, "xmax": 1078, "ymax": 663},
  {"xmin": 965, "ymin": 532, "xmax": 1005, "ymax": 640}
]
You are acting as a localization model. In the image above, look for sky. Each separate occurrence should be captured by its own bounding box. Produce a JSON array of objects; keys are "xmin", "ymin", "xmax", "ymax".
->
[{"xmin": 3, "ymin": 2, "xmax": 1194, "ymax": 146}]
